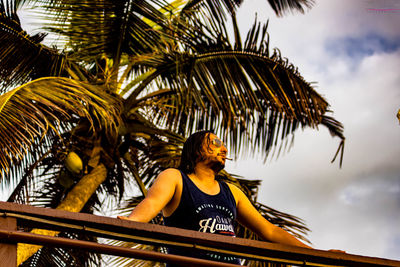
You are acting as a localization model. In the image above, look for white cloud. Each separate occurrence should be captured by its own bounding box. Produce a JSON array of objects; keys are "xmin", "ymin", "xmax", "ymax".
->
[{"xmin": 231, "ymin": 0, "xmax": 400, "ymax": 261}]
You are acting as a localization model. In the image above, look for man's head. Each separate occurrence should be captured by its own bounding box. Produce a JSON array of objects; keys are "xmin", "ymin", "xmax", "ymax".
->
[{"xmin": 179, "ymin": 130, "xmax": 228, "ymax": 174}]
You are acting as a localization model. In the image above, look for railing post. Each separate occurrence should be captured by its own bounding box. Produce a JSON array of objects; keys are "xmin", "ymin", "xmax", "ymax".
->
[{"xmin": 0, "ymin": 216, "xmax": 17, "ymax": 267}]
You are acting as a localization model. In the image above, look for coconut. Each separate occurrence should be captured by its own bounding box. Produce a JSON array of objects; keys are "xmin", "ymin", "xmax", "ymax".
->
[{"xmin": 65, "ymin": 151, "xmax": 83, "ymax": 174}]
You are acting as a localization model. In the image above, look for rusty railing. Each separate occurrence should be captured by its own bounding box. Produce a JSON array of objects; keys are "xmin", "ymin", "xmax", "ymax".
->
[{"xmin": 0, "ymin": 201, "xmax": 399, "ymax": 267}]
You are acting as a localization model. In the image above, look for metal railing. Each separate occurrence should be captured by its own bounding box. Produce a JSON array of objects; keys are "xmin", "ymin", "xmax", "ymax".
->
[{"xmin": 0, "ymin": 201, "xmax": 399, "ymax": 267}]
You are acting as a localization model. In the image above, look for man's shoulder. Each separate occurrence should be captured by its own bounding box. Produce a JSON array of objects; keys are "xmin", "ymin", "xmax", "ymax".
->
[
  {"xmin": 225, "ymin": 182, "xmax": 240, "ymax": 192},
  {"xmin": 160, "ymin": 167, "xmax": 181, "ymax": 174},
  {"xmin": 155, "ymin": 168, "xmax": 183, "ymax": 189},
  {"xmin": 157, "ymin": 168, "xmax": 182, "ymax": 180},
  {"xmin": 225, "ymin": 182, "xmax": 246, "ymax": 199}
]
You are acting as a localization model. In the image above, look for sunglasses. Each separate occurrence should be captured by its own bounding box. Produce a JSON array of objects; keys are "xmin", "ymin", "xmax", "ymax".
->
[{"xmin": 211, "ymin": 138, "xmax": 225, "ymax": 148}]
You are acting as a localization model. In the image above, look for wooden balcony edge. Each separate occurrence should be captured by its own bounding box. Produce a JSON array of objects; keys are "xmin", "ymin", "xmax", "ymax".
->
[{"xmin": 0, "ymin": 201, "xmax": 399, "ymax": 266}]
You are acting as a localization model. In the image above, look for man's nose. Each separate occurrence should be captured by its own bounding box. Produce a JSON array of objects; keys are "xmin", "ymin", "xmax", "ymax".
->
[{"xmin": 221, "ymin": 144, "xmax": 228, "ymax": 153}]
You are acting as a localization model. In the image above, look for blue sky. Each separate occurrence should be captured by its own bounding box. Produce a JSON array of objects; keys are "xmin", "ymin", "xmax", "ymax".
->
[{"xmin": 228, "ymin": 0, "xmax": 400, "ymax": 261}]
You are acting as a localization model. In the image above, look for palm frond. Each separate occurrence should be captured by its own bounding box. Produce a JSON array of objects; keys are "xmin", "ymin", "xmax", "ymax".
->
[
  {"xmin": 104, "ymin": 238, "xmax": 165, "ymax": 267},
  {"xmin": 266, "ymin": 0, "xmax": 314, "ymax": 16},
  {"xmin": 31, "ymin": 0, "xmax": 169, "ymax": 63},
  {"xmin": 119, "ymin": 114, "xmax": 185, "ymax": 186},
  {"xmin": 0, "ymin": 77, "xmax": 122, "ymax": 181},
  {"xmin": 123, "ymin": 18, "xmax": 342, "ymax": 161},
  {"xmin": 0, "ymin": 1, "xmax": 66, "ymax": 91},
  {"xmin": 217, "ymin": 171, "xmax": 310, "ymax": 243},
  {"xmin": 321, "ymin": 115, "xmax": 345, "ymax": 166},
  {"xmin": 182, "ymin": 0, "xmax": 243, "ymax": 21},
  {"xmin": 7, "ymin": 150, "xmax": 61, "ymax": 205},
  {"xmin": 182, "ymin": 0, "xmax": 314, "ymax": 17},
  {"xmin": 20, "ymin": 231, "xmax": 100, "ymax": 267}
]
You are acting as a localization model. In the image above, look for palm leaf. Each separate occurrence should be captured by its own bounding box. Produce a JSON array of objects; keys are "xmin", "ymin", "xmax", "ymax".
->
[
  {"xmin": 105, "ymin": 238, "xmax": 165, "ymax": 267},
  {"xmin": 123, "ymin": 18, "xmax": 343, "ymax": 162},
  {"xmin": 266, "ymin": 0, "xmax": 314, "ymax": 16},
  {"xmin": 0, "ymin": 77, "xmax": 122, "ymax": 181},
  {"xmin": 19, "ymin": 224, "xmax": 100, "ymax": 267},
  {"xmin": 181, "ymin": 0, "xmax": 314, "ymax": 17},
  {"xmin": 31, "ymin": 0, "xmax": 169, "ymax": 62},
  {"xmin": 0, "ymin": 1, "xmax": 66, "ymax": 90},
  {"xmin": 218, "ymin": 171, "xmax": 310, "ymax": 244}
]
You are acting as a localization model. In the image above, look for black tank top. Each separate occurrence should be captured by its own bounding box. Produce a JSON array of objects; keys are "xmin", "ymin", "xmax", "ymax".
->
[{"xmin": 164, "ymin": 170, "xmax": 241, "ymax": 265}]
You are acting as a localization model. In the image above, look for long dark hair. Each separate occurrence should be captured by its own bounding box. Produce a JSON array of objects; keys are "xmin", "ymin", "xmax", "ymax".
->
[{"xmin": 178, "ymin": 130, "xmax": 213, "ymax": 174}]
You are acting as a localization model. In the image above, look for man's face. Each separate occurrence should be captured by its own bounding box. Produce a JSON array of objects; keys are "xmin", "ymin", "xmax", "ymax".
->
[{"xmin": 200, "ymin": 133, "xmax": 228, "ymax": 172}]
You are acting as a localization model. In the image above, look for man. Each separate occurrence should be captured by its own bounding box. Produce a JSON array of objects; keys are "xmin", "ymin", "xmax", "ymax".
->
[{"xmin": 118, "ymin": 130, "xmax": 312, "ymax": 265}]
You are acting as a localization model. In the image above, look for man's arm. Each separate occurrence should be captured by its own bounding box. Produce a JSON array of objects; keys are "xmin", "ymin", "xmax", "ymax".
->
[
  {"xmin": 118, "ymin": 168, "xmax": 180, "ymax": 223},
  {"xmin": 228, "ymin": 184, "xmax": 312, "ymax": 249}
]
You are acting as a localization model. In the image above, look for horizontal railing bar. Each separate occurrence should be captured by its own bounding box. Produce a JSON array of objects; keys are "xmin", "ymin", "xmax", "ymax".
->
[
  {"xmin": 0, "ymin": 212, "xmax": 310, "ymax": 266},
  {"xmin": 1, "ymin": 201, "xmax": 399, "ymax": 267},
  {"xmin": 0, "ymin": 229, "xmax": 239, "ymax": 267}
]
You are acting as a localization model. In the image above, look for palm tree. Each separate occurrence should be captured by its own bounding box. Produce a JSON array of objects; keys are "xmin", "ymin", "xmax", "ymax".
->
[{"xmin": 0, "ymin": 0, "xmax": 344, "ymax": 266}]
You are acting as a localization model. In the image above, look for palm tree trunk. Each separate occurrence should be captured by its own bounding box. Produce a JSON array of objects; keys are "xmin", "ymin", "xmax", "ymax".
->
[{"xmin": 17, "ymin": 163, "xmax": 107, "ymax": 265}]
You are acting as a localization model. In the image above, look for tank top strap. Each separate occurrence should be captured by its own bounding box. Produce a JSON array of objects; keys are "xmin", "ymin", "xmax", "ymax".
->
[
  {"xmin": 179, "ymin": 170, "xmax": 198, "ymax": 197},
  {"xmin": 179, "ymin": 170, "xmax": 191, "ymax": 184}
]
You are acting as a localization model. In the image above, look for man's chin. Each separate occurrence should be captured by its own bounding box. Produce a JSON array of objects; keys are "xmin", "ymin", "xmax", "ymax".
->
[{"xmin": 209, "ymin": 161, "xmax": 225, "ymax": 173}]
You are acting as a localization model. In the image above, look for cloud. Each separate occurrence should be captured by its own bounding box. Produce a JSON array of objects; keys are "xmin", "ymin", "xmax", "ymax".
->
[
  {"xmin": 232, "ymin": 0, "xmax": 400, "ymax": 261},
  {"xmin": 319, "ymin": 171, "xmax": 400, "ymax": 259},
  {"xmin": 325, "ymin": 33, "xmax": 400, "ymax": 64},
  {"xmin": 339, "ymin": 171, "xmax": 400, "ymax": 208},
  {"xmin": 238, "ymin": 0, "xmax": 400, "ymax": 69}
]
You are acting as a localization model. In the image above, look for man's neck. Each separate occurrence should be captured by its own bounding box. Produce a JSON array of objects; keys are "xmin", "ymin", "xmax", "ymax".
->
[{"xmin": 192, "ymin": 162, "xmax": 217, "ymax": 182}]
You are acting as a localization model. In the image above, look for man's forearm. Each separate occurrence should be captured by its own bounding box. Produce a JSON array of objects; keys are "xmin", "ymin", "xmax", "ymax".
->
[
  {"xmin": 269, "ymin": 226, "xmax": 312, "ymax": 249},
  {"xmin": 120, "ymin": 198, "xmax": 161, "ymax": 223}
]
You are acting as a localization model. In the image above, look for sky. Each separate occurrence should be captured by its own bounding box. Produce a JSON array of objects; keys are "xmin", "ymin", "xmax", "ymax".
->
[
  {"xmin": 2, "ymin": 0, "xmax": 399, "ymax": 264},
  {"xmin": 226, "ymin": 0, "xmax": 400, "ymax": 261}
]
